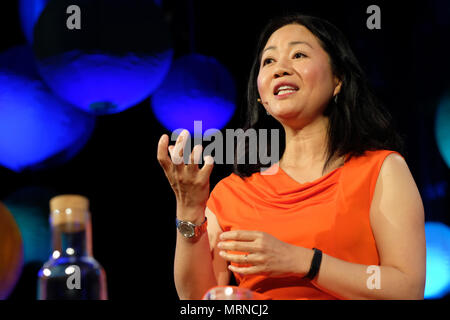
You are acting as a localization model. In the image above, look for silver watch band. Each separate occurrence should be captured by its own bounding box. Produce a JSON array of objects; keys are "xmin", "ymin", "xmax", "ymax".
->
[{"xmin": 175, "ymin": 216, "xmax": 208, "ymax": 239}]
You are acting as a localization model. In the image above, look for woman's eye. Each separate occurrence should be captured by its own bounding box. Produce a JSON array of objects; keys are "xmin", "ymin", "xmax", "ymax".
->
[
  {"xmin": 294, "ymin": 52, "xmax": 306, "ymax": 59},
  {"xmin": 262, "ymin": 58, "xmax": 273, "ymax": 66}
]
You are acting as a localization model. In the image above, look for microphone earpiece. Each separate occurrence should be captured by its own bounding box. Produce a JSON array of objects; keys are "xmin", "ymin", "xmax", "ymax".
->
[{"xmin": 257, "ymin": 98, "xmax": 267, "ymax": 105}]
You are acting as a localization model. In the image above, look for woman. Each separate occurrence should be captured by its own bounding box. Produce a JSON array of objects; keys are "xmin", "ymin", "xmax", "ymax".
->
[{"xmin": 157, "ymin": 13, "xmax": 426, "ymax": 300}]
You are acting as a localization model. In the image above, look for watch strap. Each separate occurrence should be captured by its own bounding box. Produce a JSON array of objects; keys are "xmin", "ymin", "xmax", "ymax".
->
[{"xmin": 175, "ymin": 216, "xmax": 208, "ymax": 239}]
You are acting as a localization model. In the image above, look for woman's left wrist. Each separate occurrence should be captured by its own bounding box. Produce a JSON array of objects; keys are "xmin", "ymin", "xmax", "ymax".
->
[{"xmin": 293, "ymin": 246, "xmax": 315, "ymax": 277}]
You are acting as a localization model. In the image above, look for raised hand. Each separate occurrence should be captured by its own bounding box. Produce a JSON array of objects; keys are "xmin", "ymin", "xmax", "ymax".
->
[{"xmin": 157, "ymin": 130, "xmax": 214, "ymax": 222}]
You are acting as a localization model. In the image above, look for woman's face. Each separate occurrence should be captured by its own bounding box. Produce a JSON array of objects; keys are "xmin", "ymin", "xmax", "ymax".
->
[{"xmin": 257, "ymin": 24, "xmax": 341, "ymax": 128}]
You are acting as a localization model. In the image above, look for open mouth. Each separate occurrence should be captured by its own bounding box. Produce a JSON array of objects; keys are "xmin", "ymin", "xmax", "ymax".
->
[{"xmin": 274, "ymin": 85, "xmax": 299, "ymax": 96}]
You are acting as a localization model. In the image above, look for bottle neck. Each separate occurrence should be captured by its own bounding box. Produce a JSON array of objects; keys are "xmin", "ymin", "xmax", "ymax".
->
[{"xmin": 51, "ymin": 221, "xmax": 93, "ymax": 258}]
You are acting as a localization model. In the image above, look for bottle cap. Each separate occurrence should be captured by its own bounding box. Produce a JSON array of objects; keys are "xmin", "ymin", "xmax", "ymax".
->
[{"xmin": 49, "ymin": 194, "xmax": 90, "ymax": 228}]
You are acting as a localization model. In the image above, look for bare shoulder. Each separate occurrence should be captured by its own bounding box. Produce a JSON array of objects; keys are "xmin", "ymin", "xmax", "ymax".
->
[
  {"xmin": 377, "ymin": 152, "xmax": 411, "ymax": 180},
  {"xmin": 370, "ymin": 152, "xmax": 424, "ymax": 224}
]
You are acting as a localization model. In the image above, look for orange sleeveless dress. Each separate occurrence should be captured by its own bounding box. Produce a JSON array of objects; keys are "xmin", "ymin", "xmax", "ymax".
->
[{"xmin": 206, "ymin": 149, "xmax": 404, "ymax": 300}]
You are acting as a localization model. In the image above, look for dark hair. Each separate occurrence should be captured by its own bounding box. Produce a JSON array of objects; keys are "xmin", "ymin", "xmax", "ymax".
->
[{"xmin": 233, "ymin": 13, "xmax": 406, "ymax": 178}]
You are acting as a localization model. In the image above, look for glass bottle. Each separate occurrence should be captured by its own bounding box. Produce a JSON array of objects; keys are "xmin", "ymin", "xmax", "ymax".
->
[
  {"xmin": 202, "ymin": 286, "xmax": 254, "ymax": 300},
  {"xmin": 37, "ymin": 194, "xmax": 107, "ymax": 300}
]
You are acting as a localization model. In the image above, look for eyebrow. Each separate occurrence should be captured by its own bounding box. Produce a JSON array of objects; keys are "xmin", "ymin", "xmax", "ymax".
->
[{"xmin": 262, "ymin": 41, "xmax": 313, "ymax": 54}]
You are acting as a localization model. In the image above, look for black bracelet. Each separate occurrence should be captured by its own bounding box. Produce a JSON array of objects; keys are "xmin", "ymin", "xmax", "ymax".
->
[{"xmin": 303, "ymin": 248, "xmax": 323, "ymax": 280}]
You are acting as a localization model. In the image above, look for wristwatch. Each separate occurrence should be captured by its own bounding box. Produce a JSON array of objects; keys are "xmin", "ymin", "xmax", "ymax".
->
[{"xmin": 176, "ymin": 217, "xmax": 208, "ymax": 240}]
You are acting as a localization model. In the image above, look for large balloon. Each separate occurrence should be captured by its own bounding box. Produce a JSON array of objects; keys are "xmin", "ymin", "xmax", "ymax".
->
[
  {"xmin": 151, "ymin": 53, "xmax": 236, "ymax": 135},
  {"xmin": 32, "ymin": 0, "xmax": 173, "ymax": 114},
  {"xmin": 0, "ymin": 46, "xmax": 95, "ymax": 172},
  {"xmin": 19, "ymin": 0, "xmax": 163, "ymax": 43},
  {"xmin": 0, "ymin": 202, "xmax": 24, "ymax": 299}
]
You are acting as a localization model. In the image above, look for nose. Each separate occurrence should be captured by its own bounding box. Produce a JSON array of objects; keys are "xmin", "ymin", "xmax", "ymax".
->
[
  {"xmin": 273, "ymin": 62, "xmax": 293, "ymax": 79},
  {"xmin": 274, "ymin": 69, "xmax": 291, "ymax": 78}
]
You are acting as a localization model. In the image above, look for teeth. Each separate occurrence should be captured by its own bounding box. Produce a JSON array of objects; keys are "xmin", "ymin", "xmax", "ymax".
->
[
  {"xmin": 275, "ymin": 85, "xmax": 298, "ymax": 95},
  {"xmin": 278, "ymin": 85, "xmax": 296, "ymax": 91},
  {"xmin": 278, "ymin": 89, "xmax": 296, "ymax": 95}
]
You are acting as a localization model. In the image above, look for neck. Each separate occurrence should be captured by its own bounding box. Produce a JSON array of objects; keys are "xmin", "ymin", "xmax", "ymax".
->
[{"xmin": 280, "ymin": 116, "xmax": 330, "ymax": 169}]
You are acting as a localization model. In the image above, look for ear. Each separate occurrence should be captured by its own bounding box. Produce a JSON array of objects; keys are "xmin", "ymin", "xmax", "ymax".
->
[{"xmin": 333, "ymin": 76, "xmax": 342, "ymax": 96}]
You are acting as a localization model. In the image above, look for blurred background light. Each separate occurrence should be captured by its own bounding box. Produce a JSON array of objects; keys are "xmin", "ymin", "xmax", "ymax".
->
[
  {"xmin": 0, "ymin": 46, "xmax": 96, "ymax": 172},
  {"xmin": 32, "ymin": 0, "xmax": 173, "ymax": 115},
  {"xmin": 3, "ymin": 186, "xmax": 59, "ymax": 265},
  {"xmin": 435, "ymin": 91, "xmax": 450, "ymax": 168},
  {"xmin": 151, "ymin": 53, "xmax": 236, "ymax": 135},
  {"xmin": 423, "ymin": 181, "xmax": 448, "ymax": 201},
  {"xmin": 424, "ymin": 222, "xmax": 450, "ymax": 299}
]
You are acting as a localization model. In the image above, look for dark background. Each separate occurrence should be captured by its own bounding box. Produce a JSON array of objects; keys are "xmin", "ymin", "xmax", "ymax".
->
[{"xmin": 1, "ymin": 0, "xmax": 449, "ymax": 300}]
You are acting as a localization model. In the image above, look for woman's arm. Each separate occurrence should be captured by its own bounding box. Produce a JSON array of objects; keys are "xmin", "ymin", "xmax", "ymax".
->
[
  {"xmin": 310, "ymin": 153, "xmax": 426, "ymax": 299},
  {"xmin": 174, "ymin": 207, "xmax": 230, "ymax": 300},
  {"xmin": 157, "ymin": 131, "xmax": 229, "ymax": 299},
  {"xmin": 173, "ymin": 206, "xmax": 216, "ymax": 300}
]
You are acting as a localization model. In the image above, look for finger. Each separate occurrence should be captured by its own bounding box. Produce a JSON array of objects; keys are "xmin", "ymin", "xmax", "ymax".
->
[
  {"xmin": 168, "ymin": 145, "xmax": 175, "ymax": 157},
  {"xmin": 218, "ymin": 240, "xmax": 260, "ymax": 253},
  {"xmin": 199, "ymin": 155, "xmax": 214, "ymax": 177},
  {"xmin": 228, "ymin": 264, "xmax": 264, "ymax": 275},
  {"xmin": 188, "ymin": 144, "xmax": 203, "ymax": 166},
  {"xmin": 168, "ymin": 145, "xmax": 181, "ymax": 166},
  {"xmin": 219, "ymin": 251, "xmax": 252, "ymax": 265},
  {"xmin": 171, "ymin": 130, "xmax": 186, "ymax": 165},
  {"xmin": 157, "ymin": 134, "xmax": 172, "ymax": 171},
  {"xmin": 220, "ymin": 230, "xmax": 260, "ymax": 241},
  {"xmin": 172, "ymin": 130, "xmax": 189, "ymax": 165}
]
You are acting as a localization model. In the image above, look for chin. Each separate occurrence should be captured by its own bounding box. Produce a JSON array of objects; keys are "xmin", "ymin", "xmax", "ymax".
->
[{"xmin": 270, "ymin": 106, "xmax": 302, "ymax": 119}]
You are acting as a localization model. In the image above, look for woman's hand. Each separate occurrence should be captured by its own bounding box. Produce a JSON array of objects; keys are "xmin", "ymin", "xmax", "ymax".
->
[
  {"xmin": 217, "ymin": 230, "xmax": 313, "ymax": 277},
  {"xmin": 157, "ymin": 130, "xmax": 214, "ymax": 221}
]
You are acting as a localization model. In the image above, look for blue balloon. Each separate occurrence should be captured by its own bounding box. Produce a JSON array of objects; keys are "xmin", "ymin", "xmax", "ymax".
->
[
  {"xmin": 32, "ymin": 0, "xmax": 173, "ymax": 115},
  {"xmin": 435, "ymin": 91, "xmax": 450, "ymax": 168},
  {"xmin": 0, "ymin": 46, "xmax": 95, "ymax": 172},
  {"xmin": 151, "ymin": 53, "xmax": 236, "ymax": 135},
  {"xmin": 424, "ymin": 222, "xmax": 450, "ymax": 299},
  {"xmin": 19, "ymin": 0, "xmax": 49, "ymax": 44}
]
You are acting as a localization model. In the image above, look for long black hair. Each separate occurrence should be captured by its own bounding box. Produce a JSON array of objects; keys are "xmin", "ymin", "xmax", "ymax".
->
[{"xmin": 233, "ymin": 13, "xmax": 406, "ymax": 178}]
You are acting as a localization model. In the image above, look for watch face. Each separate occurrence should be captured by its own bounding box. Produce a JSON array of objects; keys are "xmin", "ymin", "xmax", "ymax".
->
[{"xmin": 179, "ymin": 222, "xmax": 195, "ymax": 238}]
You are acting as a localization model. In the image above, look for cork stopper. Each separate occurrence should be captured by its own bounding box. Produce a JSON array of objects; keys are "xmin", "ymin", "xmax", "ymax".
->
[{"xmin": 49, "ymin": 194, "xmax": 90, "ymax": 229}]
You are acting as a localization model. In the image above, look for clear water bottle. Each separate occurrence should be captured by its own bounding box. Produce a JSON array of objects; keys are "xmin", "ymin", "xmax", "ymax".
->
[{"xmin": 37, "ymin": 195, "xmax": 107, "ymax": 300}]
